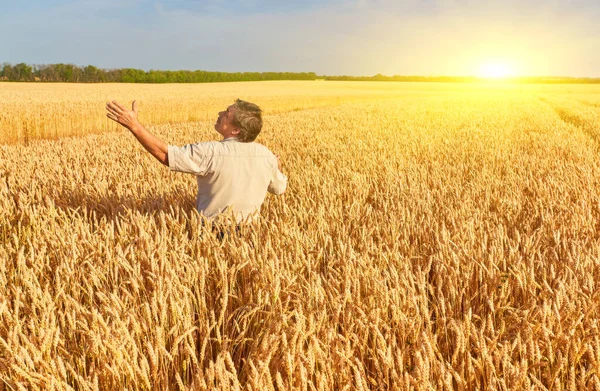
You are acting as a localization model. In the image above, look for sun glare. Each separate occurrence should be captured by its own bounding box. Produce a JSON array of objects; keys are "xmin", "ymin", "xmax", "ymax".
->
[{"xmin": 478, "ymin": 62, "xmax": 515, "ymax": 79}]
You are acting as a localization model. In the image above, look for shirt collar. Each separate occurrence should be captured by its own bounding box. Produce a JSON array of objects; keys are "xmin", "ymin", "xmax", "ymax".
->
[{"xmin": 222, "ymin": 137, "xmax": 239, "ymax": 142}]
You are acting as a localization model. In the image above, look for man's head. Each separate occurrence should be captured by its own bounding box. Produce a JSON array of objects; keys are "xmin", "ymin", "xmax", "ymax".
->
[{"xmin": 214, "ymin": 99, "xmax": 263, "ymax": 142}]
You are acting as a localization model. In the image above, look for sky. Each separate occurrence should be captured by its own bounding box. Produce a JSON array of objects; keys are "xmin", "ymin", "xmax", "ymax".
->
[{"xmin": 1, "ymin": 0, "xmax": 599, "ymax": 77}]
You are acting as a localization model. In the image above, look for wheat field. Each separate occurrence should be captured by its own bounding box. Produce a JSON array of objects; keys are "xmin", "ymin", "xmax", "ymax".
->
[{"xmin": 1, "ymin": 81, "xmax": 600, "ymax": 390}]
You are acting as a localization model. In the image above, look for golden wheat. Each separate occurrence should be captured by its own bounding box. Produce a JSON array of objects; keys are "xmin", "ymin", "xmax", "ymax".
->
[{"xmin": 1, "ymin": 81, "xmax": 600, "ymax": 390}]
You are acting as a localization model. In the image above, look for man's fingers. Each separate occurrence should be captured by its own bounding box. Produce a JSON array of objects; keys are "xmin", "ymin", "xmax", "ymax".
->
[
  {"xmin": 106, "ymin": 103, "xmax": 119, "ymax": 113},
  {"xmin": 106, "ymin": 99, "xmax": 138, "ymax": 125},
  {"xmin": 112, "ymin": 100, "xmax": 127, "ymax": 111},
  {"xmin": 106, "ymin": 112, "xmax": 120, "ymax": 120},
  {"xmin": 106, "ymin": 102, "xmax": 121, "ymax": 114},
  {"xmin": 106, "ymin": 106, "xmax": 121, "ymax": 118}
]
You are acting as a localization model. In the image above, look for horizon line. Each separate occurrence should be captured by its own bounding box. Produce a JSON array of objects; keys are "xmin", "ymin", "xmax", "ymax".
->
[{"xmin": 1, "ymin": 62, "xmax": 599, "ymax": 80}]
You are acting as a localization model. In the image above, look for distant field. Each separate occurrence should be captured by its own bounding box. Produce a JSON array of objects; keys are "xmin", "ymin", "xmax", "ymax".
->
[
  {"xmin": 2, "ymin": 81, "xmax": 600, "ymax": 389},
  {"xmin": 1, "ymin": 80, "xmax": 599, "ymax": 143}
]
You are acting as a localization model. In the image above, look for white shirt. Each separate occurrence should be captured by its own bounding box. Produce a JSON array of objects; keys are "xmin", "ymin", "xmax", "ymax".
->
[{"xmin": 168, "ymin": 138, "xmax": 287, "ymax": 222}]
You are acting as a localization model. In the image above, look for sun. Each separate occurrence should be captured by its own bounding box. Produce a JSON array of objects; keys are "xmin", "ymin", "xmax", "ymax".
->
[{"xmin": 477, "ymin": 62, "xmax": 516, "ymax": 79}]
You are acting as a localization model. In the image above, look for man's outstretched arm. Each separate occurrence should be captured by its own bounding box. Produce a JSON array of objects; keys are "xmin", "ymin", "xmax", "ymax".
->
[{"xmin": 106, "ymin": 100, "xmax": 169, "ymax": 166}]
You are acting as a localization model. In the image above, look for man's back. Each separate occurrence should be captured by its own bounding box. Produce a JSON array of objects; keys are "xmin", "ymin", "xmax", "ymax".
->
[{"xmin": 168, "ymin": 138, "xmax": 287, "ymax": 222}]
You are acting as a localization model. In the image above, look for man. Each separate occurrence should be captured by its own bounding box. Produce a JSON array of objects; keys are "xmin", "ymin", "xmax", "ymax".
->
[{"xmin": 105, "ymin": 99, "xmax": 287, "ymax": 224}]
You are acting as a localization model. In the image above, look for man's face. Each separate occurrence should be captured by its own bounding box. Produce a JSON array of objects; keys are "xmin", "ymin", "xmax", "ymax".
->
[{"xmin": 215, "ymin": 105, "xmax": 239, "ymax": 137}]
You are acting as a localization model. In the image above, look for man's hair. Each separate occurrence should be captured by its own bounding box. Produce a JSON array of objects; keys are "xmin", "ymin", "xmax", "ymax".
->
[{"xmin": 232, "ymin": 99, "xmax": 263, "ymax": 142}]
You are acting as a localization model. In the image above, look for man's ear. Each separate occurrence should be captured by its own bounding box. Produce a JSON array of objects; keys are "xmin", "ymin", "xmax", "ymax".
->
[{"xmin": 232, "ymin": 128, "xmax": 241, "ymax": 135}]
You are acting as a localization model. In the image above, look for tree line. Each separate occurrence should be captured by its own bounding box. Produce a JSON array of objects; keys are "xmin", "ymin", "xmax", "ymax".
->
[
  {"xmin": 1, "ymin": 63, "xmax": 599, "ymax": 84},
  {"xmin": 0, "ymin": 63, "xmax": 318, "ymax": 83}
]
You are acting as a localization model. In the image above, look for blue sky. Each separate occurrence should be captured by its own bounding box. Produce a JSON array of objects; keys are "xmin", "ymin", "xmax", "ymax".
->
[{"xmin": 1, "ymin": 0, "xmax": 599, "ymax": 76}]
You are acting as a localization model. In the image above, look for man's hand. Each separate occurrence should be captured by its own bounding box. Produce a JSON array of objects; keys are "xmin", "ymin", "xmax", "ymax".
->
[
  {"xmin": 105, "ymin": 100, "xmax": 169, "ymax": 166},
  {"xmin": 106, "ymin": 100, "xmax": 141, "ymax": 131}
]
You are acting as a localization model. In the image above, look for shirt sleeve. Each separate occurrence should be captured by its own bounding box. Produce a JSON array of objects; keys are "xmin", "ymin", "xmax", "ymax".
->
[
  {"xmin": 267, "ymin": 156, "xmax": 288, "ymax": 195},
  {"xmin": 168, "ymin": 143, "xmax": 214, "ymax": 175}
]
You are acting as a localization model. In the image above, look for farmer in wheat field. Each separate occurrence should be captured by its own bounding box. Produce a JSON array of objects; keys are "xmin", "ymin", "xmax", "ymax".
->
[{"xmin": 105, "ymin": 99, "xmax": 287, "ymax": 227}]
